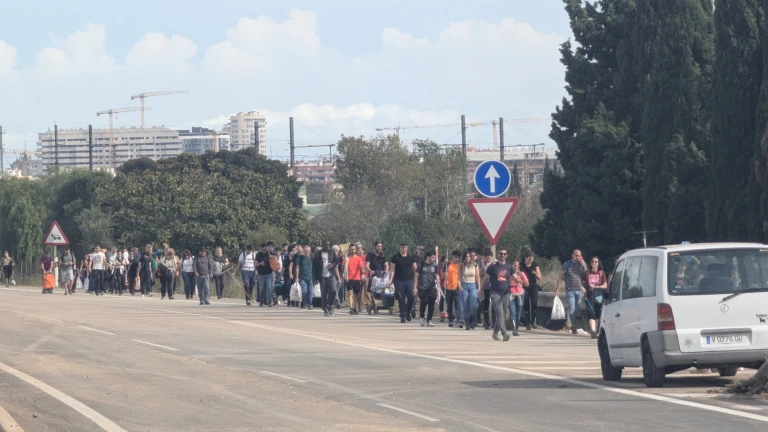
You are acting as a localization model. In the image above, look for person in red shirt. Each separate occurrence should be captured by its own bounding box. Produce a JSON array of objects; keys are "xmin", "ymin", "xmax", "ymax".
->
[
  {"xmin": 583, "ymin": 256, "xmax": 608, "ymax": 339},
  {"xmin": 346, "ymin": 244, "xmax": 366, "ymax": 314}
]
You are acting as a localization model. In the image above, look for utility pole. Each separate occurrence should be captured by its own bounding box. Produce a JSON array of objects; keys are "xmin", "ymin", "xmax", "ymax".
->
[
  {"xmin": 54, "ymin": 123, "xmax": 59, "ymax": 170},
  {"xmin": 0, "ymin": 125, "xmax": 4, "ymax": 177},
  {"xmin": 460, "ymin": 115, "xmax": 467, "ymax": 156},
  {"xmin": 499, "ymin": 117, "xmax": 505, "ymax": 161},
  {"xmin": 88, "ymin": 125, "xmax": 93, "ymax": 172},
  {"xmin": 289, "ymin": 117, "xmax": 295, "ymax": 170}
]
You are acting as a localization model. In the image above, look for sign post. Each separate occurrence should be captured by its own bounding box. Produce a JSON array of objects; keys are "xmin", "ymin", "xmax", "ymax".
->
[
  {"xmin": 44, "ymin": 221, "xmax": 70, "ymax": 289},
  {"xmin": 471, "ymin": 161, "xmax": 518, "ymax": 252}
]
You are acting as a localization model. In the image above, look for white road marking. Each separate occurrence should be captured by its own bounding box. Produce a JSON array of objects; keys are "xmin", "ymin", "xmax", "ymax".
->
[
  {"xmin": 483, "ymin": 360, "xmax": 600, "ymax": 364},
  {"xmin": 662, "ymin": 393, "xmax": 735, "ymax": 399},
  {"xmin": 377, "ymin": 403, "xmax": 439, "ymax": 422},
  {"xmin": 77, "ymin": 326, "xmax": 116, "ymax": 336},
  {"xmin": 513, "ymin": 366, "xmax": 600, "ymax": 370},
  {"xmin": 0, "ymin": 401, "xmax": 24, "ymax": 432},
  {"xmin": 0, "ymin": 360, "xmax": 127, "ymax": 432},
  {"xmin": 0, "ymin": 308, "xmax": 64, "ymax": 323},
  {"xmin": 131, "ymin": 339, "xmax": 178, "ymax": 351},
  {"xmin": 226, "ymin": 320, "xmax": 768, "ymax": 424},
  {"xmin": 260, "ymin": 371, "xmax": 306, "ymax": 383}
]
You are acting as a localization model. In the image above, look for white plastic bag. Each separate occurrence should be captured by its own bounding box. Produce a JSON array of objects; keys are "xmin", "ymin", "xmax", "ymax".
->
[
  {"xmin": 312, "ymin": 282, "xmax": 321, "ymax": 298},
  {"xmin": 551, "ymin": 296, "xmax": 566, "ymax": 321},
  {"xmin": 290, "ymin": 282, "xmax": 301, "ymax": 302},
  {"xmin": 75, "ymin": 277, "xmax": 83, "ymax": 290}
]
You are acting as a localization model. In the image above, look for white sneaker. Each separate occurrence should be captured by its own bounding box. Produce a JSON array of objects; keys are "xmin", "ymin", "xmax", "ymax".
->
[
  {"xmin": 420, "ymin": 318, "xmax": 426, "ymax": 327},
  {"xmin": 141, "ymin": 294, "xmax": 145, "ymax": 298},
  {"xmin": 577, "ymin": 329, "xmax": 589, "ymax": 335},
  {"xmin": 426, "ymin": 321, "xmax": 434, "ymax": 327}
]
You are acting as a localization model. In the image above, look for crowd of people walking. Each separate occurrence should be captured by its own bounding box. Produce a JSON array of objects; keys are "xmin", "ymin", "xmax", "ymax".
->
[{"xmin": 3, "ymin": 241, "xmax": 607, "ymax": 340}]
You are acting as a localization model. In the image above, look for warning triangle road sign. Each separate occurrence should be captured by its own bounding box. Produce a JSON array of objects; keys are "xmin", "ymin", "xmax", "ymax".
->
[
  {"xmin": 44, "ymin": 221, "xmax": 70, "ymax": 246},
  {"xmin": 468, "ymin": 198, "xmax": 519, "ymax": 245}
]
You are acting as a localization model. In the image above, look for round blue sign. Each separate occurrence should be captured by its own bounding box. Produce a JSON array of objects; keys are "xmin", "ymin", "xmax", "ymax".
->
[{"xmin": 473, "ymin": 160, "xmax": 511, "ymax": 198}]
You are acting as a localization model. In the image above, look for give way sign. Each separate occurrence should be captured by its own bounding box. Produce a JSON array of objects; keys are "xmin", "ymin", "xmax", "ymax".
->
[
  {"xmin": 44, "ymin": 221, "xmax": 69, "ymax": 246},
  {"xmin": 468, "ymin": 198, "xmax": 519, "ymax": 245}
]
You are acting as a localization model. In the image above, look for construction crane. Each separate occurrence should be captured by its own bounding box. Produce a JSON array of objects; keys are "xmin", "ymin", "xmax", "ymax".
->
[
  {"xmin": 470, "ymin": 118, "xmax": 551, "ymax": 152},
  {"xmin": 96, "ymin": 106, "xmax": 149, "ymax": 170},
  {"xmin": 375, "ymin": 122, "xmax": 456, "ymax": 138},
  {"xmin": 130, "ymin": 90, "xmax": 188, "ymax": 128}
]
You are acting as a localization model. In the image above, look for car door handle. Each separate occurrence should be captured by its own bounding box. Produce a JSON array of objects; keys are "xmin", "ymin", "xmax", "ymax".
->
[{"xmin": 614, "ymin": 313, "xmax": 621, "ymax": 318}]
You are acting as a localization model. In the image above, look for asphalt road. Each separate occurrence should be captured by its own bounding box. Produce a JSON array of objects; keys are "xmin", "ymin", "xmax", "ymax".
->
[{"xmin": 0, "ymin": 286, "xmax": 766, "ymax": 432}]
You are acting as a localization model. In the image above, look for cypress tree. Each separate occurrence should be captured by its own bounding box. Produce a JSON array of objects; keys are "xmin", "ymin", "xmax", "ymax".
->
[{"xmin": 709, "ymin": 0, "xmax": 763, "ymax": 241}]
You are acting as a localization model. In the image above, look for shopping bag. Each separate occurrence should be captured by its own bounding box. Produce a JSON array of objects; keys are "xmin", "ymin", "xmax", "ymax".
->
[
  {"xmin": 290, "ymin": 282, "xmax": 301, "ymax": 302},
  {"xmin": 312, "ymin": 282, "xmax": 321, "ymax": 298},
  {"xmin": 75, "ymin": 278, "xmax": 83, "ymax": 290},
  {"xmin": 551, "ymin": 296, "xmax": 566, "ymax": 321}
]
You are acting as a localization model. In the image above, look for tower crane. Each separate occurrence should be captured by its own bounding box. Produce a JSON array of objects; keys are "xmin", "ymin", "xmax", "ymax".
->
[
  {"xmin": 96, "ymin": 106, "xmax": 149, "ymax": 169},
  {"xmin": 375, "ymin": 122, "xmax": 456, "ymax": 138},
  {"xmin": 469, "ymin": 118, "xmax": 551, "ymax": 152},
  {"xmin": 130, "ymin": 90, "xmax": 188, "ymax": 127}
]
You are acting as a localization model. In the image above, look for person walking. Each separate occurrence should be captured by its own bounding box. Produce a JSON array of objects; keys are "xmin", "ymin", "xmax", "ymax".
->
[
  {"xmin": 444, "ymin": 251, "xmax": 462, "ymax": 327},
  {"xmin": 180, "ymin": 250, "xmax": 196, "ymax": 300},
  {"xmin": 294, "ymin": 245, "xmax": 314, "ymax": 309},
  {"xmin": 80, "ymin": 253, "xmax": 91, "ymax": 294},
  {"xmin": 127, "ymin": 247, "xmax": 140, "ymax": 295},
  {"xmin": 477, "ymin": 248, "xmax": 495, "ymax": 330},
  {"xmin": 194, "ymin": 248, "xmax": 213, "ymax": 305},
  {"xmin": 313, "ymin": 242, "xmax": 340, "ymax": 316},
  {"xmin": 520, "ymin": 250, "xmax": 542, "ymax": 330},
  {"xmin": 106, "ymin": 246, "xmax": 118, "ymax": 294},
  {"xmin": 255, "ymin": 243, "xmax": 274, "ymax": 307},
  {"xmin": 414, "ymin": 251, "xmax": 439, "ymax": 327},
  {"xmin": 41, "ymin": 250, "xmax": 55, "ymax": 294},
  {"xmin": 583, "ymin": 256, "xmax": 608, "ymax": 339},
  {"xmin": 282, "ymin": 245, "xmax": 294, "ymax": 305},
  {"xmin": 389, "ymin": 244, "xmax": 417, "ymax": 324},
  {"xmin": 139, "ymin": 247, "xmax": 154, "ymax": 298},
  {"xmin": 508, "ymin": 260, "xmax": 529, "ymax": 337},
  {"xmin": 2, "ymin": 251, "xmax": 15, "ymax": 287},
  {"xmin": 334, "ymin": 245, "xmax": 345, "ymax": 309},
  {"xmin": 114, "ymin": 247, "xmax": 128, "ymax": 295},
  {"xmin": 236, "ymin": 245, "xmax": 257, "ymax": 305},
  {"xmin": 159, "ymin": 248, "xmax": 180, "ymax": 300},
  {"xmin": 555, "ymin": 249, "xmax": 588, "ymax": 335},
  {"xmin": 90, "ymin": 246, "xmax": 107, "ymax": 296},
  {"xmin": 212, "ymin": 247, "xmax": 229, "ymax": 300},
  {"xmin": 60, "ymin": 247, "xmax": 76, "ymax": 295},
  {"xmin": 460, "ymin": 250, "xmax": 481, "ymax": 330},
  {"xmin": 482, "ymin": 248, "xmax": 513, "ymax": 341},
  {"xmin": 346, "ymin": 244, "xmax": 365, "ymax": 315}
]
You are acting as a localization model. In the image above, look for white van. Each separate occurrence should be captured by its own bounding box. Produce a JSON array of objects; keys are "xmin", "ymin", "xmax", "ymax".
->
[{"xmin": 598, "ymin": 243, "xmax": 768, "ymax": 387}]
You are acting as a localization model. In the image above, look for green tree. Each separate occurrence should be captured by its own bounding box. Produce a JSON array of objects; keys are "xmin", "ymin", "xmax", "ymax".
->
[{"xmin": 0, "ymin": 178, "xmax": 46, "ymax": 261}]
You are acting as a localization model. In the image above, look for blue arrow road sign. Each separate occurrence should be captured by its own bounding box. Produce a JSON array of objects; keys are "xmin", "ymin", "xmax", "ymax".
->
[{"xmin": 473, "ymin": 160, "xmax": 511, "ymax": 198}]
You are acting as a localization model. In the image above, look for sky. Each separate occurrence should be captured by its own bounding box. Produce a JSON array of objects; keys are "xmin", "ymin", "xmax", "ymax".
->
[{"xmin": 0, "ymin": 0, "xmax": 572, "ymax": 163}]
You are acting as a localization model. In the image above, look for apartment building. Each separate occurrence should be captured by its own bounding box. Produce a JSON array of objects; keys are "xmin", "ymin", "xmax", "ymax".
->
[{"xmin": 223, "ymin": 112, "xmax": 267, "ymax": 154}]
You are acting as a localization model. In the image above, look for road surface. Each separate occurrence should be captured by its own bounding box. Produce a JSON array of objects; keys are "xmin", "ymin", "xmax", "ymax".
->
[{"xmin": 0, "ymin": 286, "xmax": 766, "ymax": 431}]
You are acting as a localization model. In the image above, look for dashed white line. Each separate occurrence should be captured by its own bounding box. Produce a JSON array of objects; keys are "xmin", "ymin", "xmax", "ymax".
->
[
  {"xmin": 377, "ymin": 403, "xmax": 439, "ymax": 422},
  {"xmin": 260, "ymin": 371, "xmax": 306, "ymax": 383},
  {"xmin": 131, "ymin": 339, "xmax": 178, "ymax": 351},
  {"xmin": 0, "ymin": 361, "xmax": 126, "ymax": 432},
  {"xmin": 77, "ymin": 326, "xmax": 116, "ymax": 336},
  {"xmin": 484, "ymin": 360, "xmax": 600, "ymax": 364}
]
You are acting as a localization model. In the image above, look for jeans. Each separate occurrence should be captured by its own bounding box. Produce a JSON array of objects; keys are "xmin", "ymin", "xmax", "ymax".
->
[
  {"xmin": 196, "ymin": 275, "xmax": 211, "ymax": 304},
  {"xmin": 445, "ymin": 289, "xmax": 460, "ymax": 322},
  {"xmin": 523, "ymin": 285, "xmax": 539, "ymax": 327},
  {"xmin": 566, "ymin": 290, "xmax": 584, "ymax": 328},
  {"xmin": 419, "ymin": 288, "xmax": 437, "ymax": 321},
  {"xmin": 258, "ymin": 272, "xmax": 274, "ymax": 305},
  {"xmin": 461, "ymin": 282, "xmax": 478, "ymax": 325},
  {"xmin": 283, "ymin": 275, "xmax": 293, "ymax": 302},
  {"xmin": 241, "ymin": 270, "xmax": 256, "ymax": 302},
  {"xmin": 113, "ymin": 271, "xmax": 126, "ymax": 294},
  {"xmin": 214, "ymin": 274, "xmax": 225, "ymax": 298},
  {"xmin": 183, "ymin": 272, "xmax": 196, "ymax": 298},
  {"xmin": 91, "ymin": 269, "xmax": 104, "ymax": 294},
  {"xmin": 320, "ymin": 276, "xmax": 337, "ymax": 311},
  {"xmin": 394, "ymin": 280, "xmax": 415, "ymax": 319},
  {"xmin": 140, "ymin": 272, "xmax": 152, "ymax": 295},
  {"xmin": 161, "ymin": 271, "xmax": 175, "ymax": 298},
  {"xmin": 299, "ymin": 278, "xmax": 312, "ymax": 307},
  {"xmin": 491, "ymin": 292, "xmax": 510, "ymax": 335},
  {"xmin": 508, "ymin": 294, "xmax": 523, "ymax": 326}
]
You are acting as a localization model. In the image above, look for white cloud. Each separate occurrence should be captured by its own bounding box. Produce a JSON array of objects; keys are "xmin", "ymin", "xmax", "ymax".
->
[
  {"xmin": 27, "ymin": 23, "xmax": 117, "ymax": 80},
  {"xmin": 125, "ymin": 33, "xmax": 197, "ymax": 76},
  {"xmin": 0, "ymin": 41, "xmax": 17, "ymax": 78}
]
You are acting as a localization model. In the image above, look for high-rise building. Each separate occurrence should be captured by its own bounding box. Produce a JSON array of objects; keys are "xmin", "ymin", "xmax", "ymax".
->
[
  {"xmin": 37, "ymin": 127, "xmax": 183, "ymax": 174},
  {"xmin": 223, "ymin": 112, "xmax": 267, "ymax": 154},
  {"xmin": 178, "ymin": 127, "xmax": 230, "ymax": 155}
]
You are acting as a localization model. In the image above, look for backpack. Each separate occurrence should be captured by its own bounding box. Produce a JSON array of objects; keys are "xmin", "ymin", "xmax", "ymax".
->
[{"xmin": 269, "ymin": 253, "xmax": 281, "ymax": 273}]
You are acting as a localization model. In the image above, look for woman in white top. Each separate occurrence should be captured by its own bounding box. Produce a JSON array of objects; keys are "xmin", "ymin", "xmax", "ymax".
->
[
  {"xmin": 459, "ymin": 250, "xmax": 481, "ymax": 331},
  {"xmin": 181, "ymin": 250, "xmax": 197, "ymax": 300}
]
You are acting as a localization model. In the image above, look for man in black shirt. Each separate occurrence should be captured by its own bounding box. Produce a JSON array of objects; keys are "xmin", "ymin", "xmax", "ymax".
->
[
  {"xmin": 365, "ymin": 241, "xmax": 388, "ymax": 277},
  {"xmin": 389, "ymin": 243, "xmax": 417, "ymax": 323},
  {"xmin": 255, "ymin": 243, "xmax": 273, "ymax": 307},
  {"xmin": 482, "ymin": 248, "xmax": 512, "ymax": 342},
  {"xmin": 414, "ymin": 251, "xmax": 439, "ymax": 327}
]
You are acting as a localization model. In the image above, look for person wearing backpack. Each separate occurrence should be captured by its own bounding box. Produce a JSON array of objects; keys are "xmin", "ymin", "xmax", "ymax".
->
[
  {"xmin": 255, "ymin": 243, "xmax": 275, "ymax": 307},
  {"xmin": 555, "ymin": 249, "xmax": 588, "ymax": 335}
]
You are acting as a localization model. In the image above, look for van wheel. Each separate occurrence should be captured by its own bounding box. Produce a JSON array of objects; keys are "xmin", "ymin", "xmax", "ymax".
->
[
  {"xmin": 642, "ymin": 339, "xmax": 665, "ymax": 387},
  {"xmin": 718, "ymin": 367, "xmax": 738, "ymax": 377},
  {"xmin": 599, "ymin": 333, "xmax": 622, "ymax": 381}
]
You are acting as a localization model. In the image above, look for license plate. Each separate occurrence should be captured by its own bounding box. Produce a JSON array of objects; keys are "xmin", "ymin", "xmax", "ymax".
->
[{"xmin": 703, "ymin": 334, "xmax": 748, "ymax": 345}]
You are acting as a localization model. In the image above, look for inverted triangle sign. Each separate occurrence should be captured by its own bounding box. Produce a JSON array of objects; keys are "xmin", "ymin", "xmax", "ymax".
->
[
  {"xmin": 468, "ymin": 198, "xmax": 519, "ymax": 245},
  {"xmin": 44, "ymin": 221, "xmax": 69, "ymax": 246}
]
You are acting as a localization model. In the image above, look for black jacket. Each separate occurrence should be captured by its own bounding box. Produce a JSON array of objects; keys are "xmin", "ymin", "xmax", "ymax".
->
[{"xmin": 313, "ymin": 250, "xmax": 340, "ymax": 282}]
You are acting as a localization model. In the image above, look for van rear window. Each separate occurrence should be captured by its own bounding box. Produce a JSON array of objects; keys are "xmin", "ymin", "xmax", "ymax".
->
[{"xmin": 668, "ymin": 249, "xmax": 768, "ymax": 295}]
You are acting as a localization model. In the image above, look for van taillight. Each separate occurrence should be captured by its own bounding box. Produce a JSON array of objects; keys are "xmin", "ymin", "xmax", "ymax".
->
[{"xmin": 658, "ymin": 303, "xmax": 676, "ymax": 331}]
